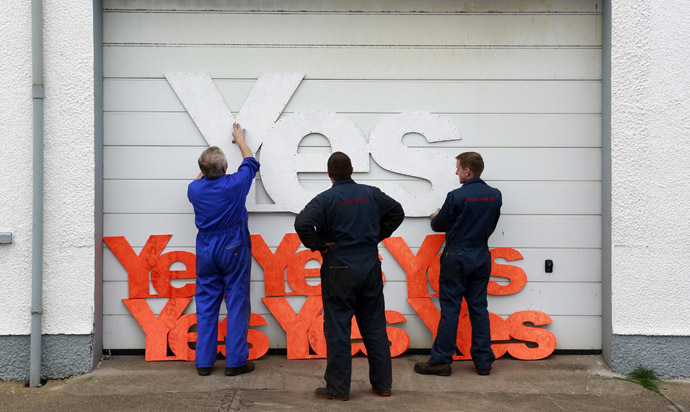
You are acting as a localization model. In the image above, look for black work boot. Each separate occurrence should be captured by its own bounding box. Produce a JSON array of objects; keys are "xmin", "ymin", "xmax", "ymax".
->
[
  {"xmin": 414, "ymin": 361, "xmax": 452, "ymax": 376},
  {"xmin": 225, "ymin": 361, "xmax": 255, "ymax": 376},
  {"xmin": 314, "ymin": 387, "xmax": 349, "ymax": 401}
]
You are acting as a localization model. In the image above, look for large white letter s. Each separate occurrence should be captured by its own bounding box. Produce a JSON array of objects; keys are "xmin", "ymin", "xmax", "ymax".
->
[{"xmin": 369, "ymin": 112, "xmax": 461, "ymax": 216}]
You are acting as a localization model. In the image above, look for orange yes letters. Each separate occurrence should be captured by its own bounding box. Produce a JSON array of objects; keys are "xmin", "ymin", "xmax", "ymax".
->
[{"xmin": 108, "ymin": 233, "xmax": 556, "ymax": 362}]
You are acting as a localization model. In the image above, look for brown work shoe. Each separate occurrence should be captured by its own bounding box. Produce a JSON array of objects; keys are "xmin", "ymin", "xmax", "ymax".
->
[
  {"xmin": 414, "ymin": 361, "xmax": 452, "ymax": 376},
  {"xmin": 314, "ymin": 387, "xmax": 348, "ymax": 401},
  {"xmin": 225, "ymin": 361, "xmax": 255, "ymax": 376},
  {"xmin": 372, "ymin": 387, "xmax": 392, "ymax": 397}
]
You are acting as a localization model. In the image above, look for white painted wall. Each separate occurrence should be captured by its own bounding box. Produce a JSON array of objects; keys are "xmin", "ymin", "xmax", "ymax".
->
[
  {"xmin": 0, "ymin": 1, "xmax": 95, "ymax": 335},
  {"xmin": 0, "ymin": 0, "xmax": 33, "ymax": 335},
  {"xmin": 102, "ymin": 1, "xmax": 603, "ymax": 350},
  {"xmin": 611, "ymin": 1, "xmax": 690, "ymax": 335}
]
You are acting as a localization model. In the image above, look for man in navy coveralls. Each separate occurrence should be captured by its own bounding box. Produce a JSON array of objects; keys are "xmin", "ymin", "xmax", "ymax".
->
[
  {"xmin": 414, "ymin": 152, "xmax": 502, "ymax": 377},
  {"xmin": 188, "ymin": 123, "xmax": 259, "ymax": 377},
  {"xmin": 294, "ymin": 152, "xmax": 404, "ymax": 401}
]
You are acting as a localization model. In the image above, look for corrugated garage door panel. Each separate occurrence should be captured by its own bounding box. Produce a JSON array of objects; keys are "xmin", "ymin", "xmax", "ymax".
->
[
  {"xmin": 103, "ymin": 1, "xmax": 600, "ymax": 13},
  {"xmin": 102, "ymin": 0, "xmax": 602, "ymax": 350}
]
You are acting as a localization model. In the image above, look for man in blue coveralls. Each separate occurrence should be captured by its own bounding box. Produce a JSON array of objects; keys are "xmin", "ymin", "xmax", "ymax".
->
[
  {"xmin": 188, "ymin": 123, "xmax": 259, "ymax": 377},
  {"xmin": 414, "ymin": 152, "xmax": 501, "ymax": 377},
  {"xmin": 294, "ymin": 152, "xmax": 404, "ymax": 401}
]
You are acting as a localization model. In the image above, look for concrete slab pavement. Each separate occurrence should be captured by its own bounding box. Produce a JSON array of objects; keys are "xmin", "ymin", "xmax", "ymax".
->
[
  {"xmin": 1, "ymin": 355, "xmax": 688, "ymax": 411},
  {"xmin": 660, "ymin": 380, "xmax": 690, "ymax": 412}
]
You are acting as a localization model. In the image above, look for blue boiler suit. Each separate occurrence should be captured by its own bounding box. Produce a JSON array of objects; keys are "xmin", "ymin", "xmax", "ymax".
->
[
  {"xmin": 187, "ymin": 157, "xmax": 260, "ymax": 369},
  {"xmin": 428, "ymin": 177, "xmax": 501, "ymax": 371},
  {"xmin": 294, "ymin": 178, "xmax": 404, "ymax": 397}
]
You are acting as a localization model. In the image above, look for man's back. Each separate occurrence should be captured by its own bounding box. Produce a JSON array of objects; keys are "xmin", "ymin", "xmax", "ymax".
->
[
  {"xmin": 315, "ymin": 179, "xmax": 383, "ymax": 250},
  {"xmin": 187, "ymin": 157, "xmax": 259, "ymax": 231},
  {"xmin": 431, "ymin": 177, "xmax": 501, "ymax": 250},
  {"xmin": 295, "ymin": 178, "xmax": 403, "ymax": 255}
]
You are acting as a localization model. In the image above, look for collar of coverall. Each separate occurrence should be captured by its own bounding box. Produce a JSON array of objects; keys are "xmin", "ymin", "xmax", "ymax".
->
[
  {"xmin": 332, "ymin": 177, "xmax": 355, "ymax": 186},
  {"xmin": 462, "ymin": 177, "xmax": 485, "ymax": 186}
]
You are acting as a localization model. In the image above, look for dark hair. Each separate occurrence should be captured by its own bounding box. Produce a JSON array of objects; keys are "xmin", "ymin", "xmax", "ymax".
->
[
  {"xmin": 456, "ymin": 152, "xmax": 484, "ymax": 177},
  {"xmin": 198, "ymin": 146, "xmax": 227, "ymax": 179},
  {"xmin": 327, "ymin": 151, "xmax": 353, "ymax": 181}
]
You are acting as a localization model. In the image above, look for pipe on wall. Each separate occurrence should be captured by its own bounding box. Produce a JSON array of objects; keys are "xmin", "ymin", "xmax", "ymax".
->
[
  {"xmin": 600, "ymin": 0, "xmax": 613, "ymax": 368},
  {"xmin": 30, "ymin": 0, "xmax": 44, "ymax": 388},
  {"xmin": 93, "ymin": 0, "xmax": 105, "ymax": 369}
]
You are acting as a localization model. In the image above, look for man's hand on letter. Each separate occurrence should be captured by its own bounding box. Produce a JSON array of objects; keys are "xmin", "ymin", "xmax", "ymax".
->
[
  {"xmin": 232, "ymin": 122, "xmax": 246, "ymax": 145},
  {"xmin": 232, "ymin": 122, "xmax": 254, "ymax": 158}
]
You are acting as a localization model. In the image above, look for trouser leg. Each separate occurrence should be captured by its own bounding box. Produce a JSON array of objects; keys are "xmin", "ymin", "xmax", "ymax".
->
[
  {"xmin": 320, "ymin": 256, "xmax": 358, "ymax": 397},
  {"xmin": 465, "ymin": 264, "xmax": 494, "ymax": 370},
  {"xmin": 355, "ymin": 286, "xmax": 393, "ymax": 390},
  {"xmin": 429, "ymin": 255, "xmax": 466, "ymax": 366},
  {"xmin": 322, "ymin": 295, "xmax": 354, "ymax": 397},
  {"xmin": 223, "ymin": 244, "xmax": 251, "ymax": 368},
  {"xmin": 195, "ymin": 273, "xmax": 224, "ymax": 368}
]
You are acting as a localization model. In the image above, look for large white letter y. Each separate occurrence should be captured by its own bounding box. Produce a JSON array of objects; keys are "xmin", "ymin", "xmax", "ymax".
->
[{"xmin": 165, "ymin": 72, "xmax": 304, "ymax": 169}]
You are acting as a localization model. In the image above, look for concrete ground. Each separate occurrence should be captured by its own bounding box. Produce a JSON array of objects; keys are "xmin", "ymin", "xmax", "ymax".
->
[{"xmin": 0, "ymin": 355, "xmax": 688, "ymax": 412}]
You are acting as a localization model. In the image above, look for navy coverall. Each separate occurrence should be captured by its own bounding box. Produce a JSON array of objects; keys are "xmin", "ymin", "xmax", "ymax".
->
[
  {"xmin": 428, "ymin": 177, "xmax": 501, "ymax": 371},
  {"xmin": 187, "ymin": 157, "xmax": 260, "ymax": 369},
  {"xmin": 294, "ymin": 178, "xmax": 404, "ymax": 397}
]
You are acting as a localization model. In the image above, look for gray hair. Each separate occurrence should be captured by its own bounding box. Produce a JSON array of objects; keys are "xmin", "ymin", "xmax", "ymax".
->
[{"xmin": 198, "ymin": 146, "xmax": 227, "ymax": 179}]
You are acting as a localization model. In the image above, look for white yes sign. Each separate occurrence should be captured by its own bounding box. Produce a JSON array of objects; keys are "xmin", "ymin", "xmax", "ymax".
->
[{"xmin": 166, "ymin": 73, "xmax": 461, "ymax": 216}]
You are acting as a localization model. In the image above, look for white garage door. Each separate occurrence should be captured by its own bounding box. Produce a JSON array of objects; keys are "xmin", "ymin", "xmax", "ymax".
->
[{"xmin": 102, "ymin": 0, "xmax": 602, "ymax": 354}]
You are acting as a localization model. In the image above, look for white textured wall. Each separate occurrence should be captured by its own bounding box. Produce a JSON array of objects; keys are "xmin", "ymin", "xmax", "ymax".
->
[
  {"xmin": 0, "ymin": 1, "xmax": 95, "ymax": 335},
  {"xmin": 0, "ymin": 1, "xmax": 33, "ymax": 335},
  {"xmin": 611, "ymin": 1, "xmax": 690, "ymax": 335}
]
